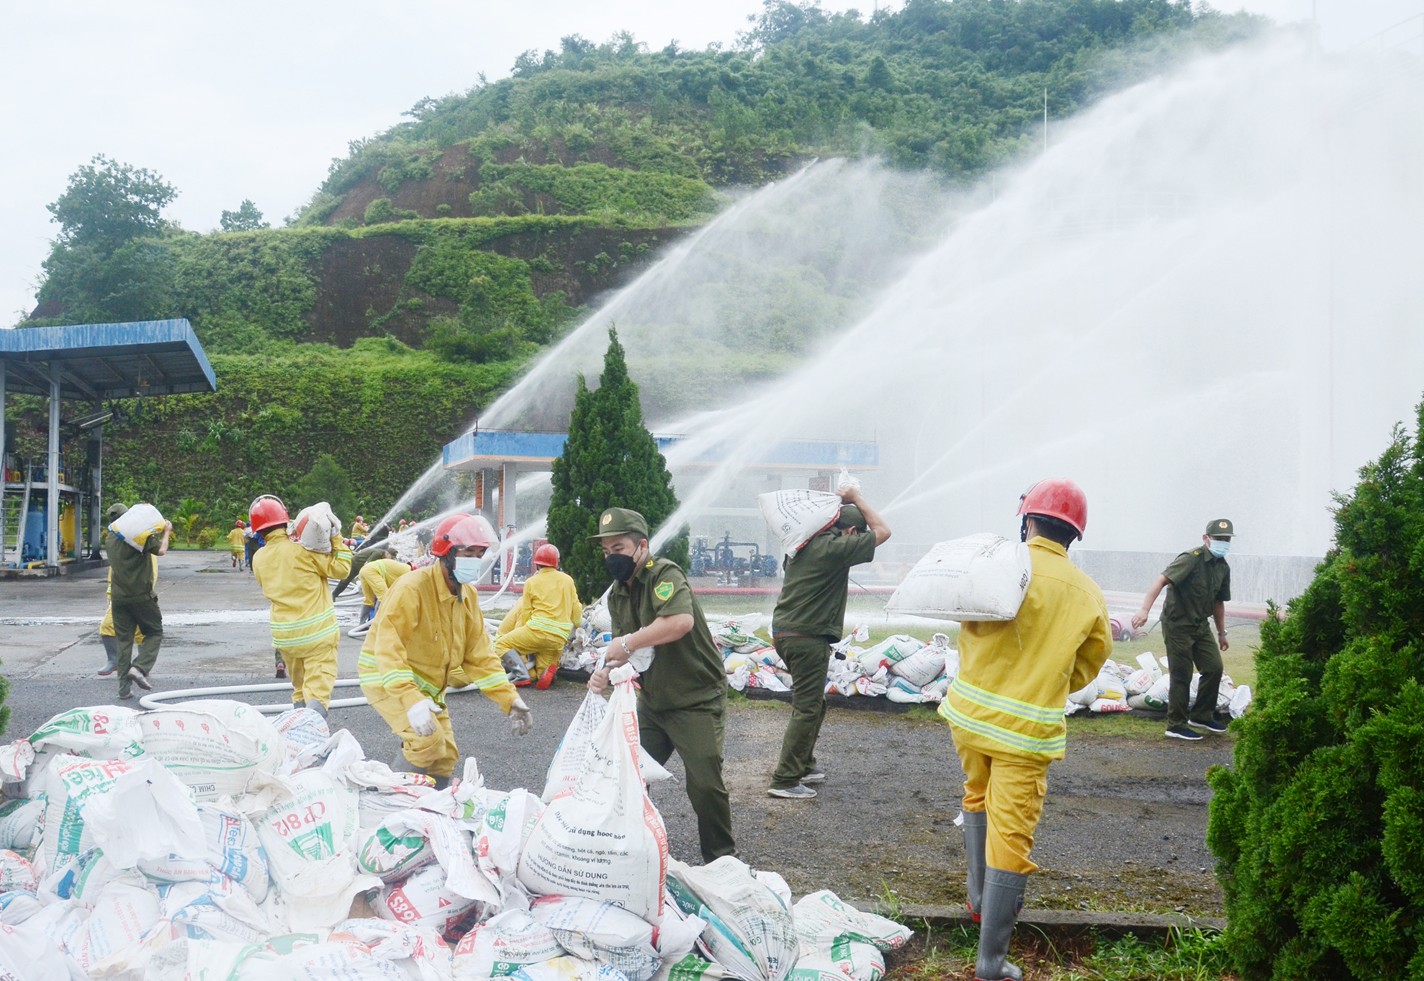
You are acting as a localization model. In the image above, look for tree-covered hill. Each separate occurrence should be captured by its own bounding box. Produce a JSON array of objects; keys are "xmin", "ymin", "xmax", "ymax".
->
[{"xmin": 10, "ymin": 0, "xmax": 1266, "ymax": 534}]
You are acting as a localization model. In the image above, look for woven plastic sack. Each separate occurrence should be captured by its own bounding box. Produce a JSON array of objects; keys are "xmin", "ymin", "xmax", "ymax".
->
[
  {"xmin": 886, "ymin": 534, "xmax": 1031, "ymax": 621},
  {"xmin": 293, "ymin": 501, "xmax": 341, "ymax": 553},
  {"xmin": 758, "ymin": 489, "xmax": 842, "ymax": 557},
  {"xmin": 107, "ymin": 502, "xmax": 165, "ymax": 551}
]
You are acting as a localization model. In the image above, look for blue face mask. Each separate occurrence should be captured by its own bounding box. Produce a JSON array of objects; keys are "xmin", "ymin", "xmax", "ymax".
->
[
  {"xmin": 453, "ymin": 555, "xmax": 491, "ymax": 584},
  {"xmin": 1208, "ymin": 539, "xmax": 1231, "ymax": 558}
]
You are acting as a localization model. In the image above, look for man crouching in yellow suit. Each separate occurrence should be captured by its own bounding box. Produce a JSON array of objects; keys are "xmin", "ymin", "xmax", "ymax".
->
[
  {"xmin": 359, "ymin": 512, "xmax": 533, "ymax": 788},
  {"xmin": 495, "ymin": 542, "xmax": 582, "ymax": 690}
]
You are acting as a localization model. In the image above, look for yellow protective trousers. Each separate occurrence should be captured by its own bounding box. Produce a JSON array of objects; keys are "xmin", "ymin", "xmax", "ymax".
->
[
  {"xmin": 956, "ymin": 743, "xmax": 1048, "ymax": 875},
  {"xmin": 362, "ymin": 683, "xmax": 459, "ymax": 777},
  {"xmin": 285, "ymin": 645, "xmax": 339, "ymax": 709},
  {"xmin": 493, "ymin": 625, "xmax": 566, "ymax": 676}
]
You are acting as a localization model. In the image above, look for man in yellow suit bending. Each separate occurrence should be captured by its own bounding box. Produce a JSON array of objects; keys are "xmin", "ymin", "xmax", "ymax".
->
[
  {"xmin": 359, "ymin": 512, "xmax": 533, "ymax": 787},
  {"xmin": 494, "ymin": 542, "xmax": 582, "ymax": 689}
]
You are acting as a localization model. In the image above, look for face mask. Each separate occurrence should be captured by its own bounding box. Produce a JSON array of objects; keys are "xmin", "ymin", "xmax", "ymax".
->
[
  {"xmin": 1208, "ymin": 539, "xmax": 1231, "ymax": 558},
  {"xmin": 604, "ymin": 552, "xmax": 637, "ymax": 582},
  {"xmin": 453, "ymin": 555, "xmax": 491, "ymax": 584}
]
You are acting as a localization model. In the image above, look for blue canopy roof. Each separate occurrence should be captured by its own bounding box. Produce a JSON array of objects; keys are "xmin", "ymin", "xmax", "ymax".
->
[
  {"xmin": 0, "ymin": 319, "xmax": 216, "ymax": 401},
  {"xmin": 444, "ymin": 429, "xmax": 878, "ymax": 472}
]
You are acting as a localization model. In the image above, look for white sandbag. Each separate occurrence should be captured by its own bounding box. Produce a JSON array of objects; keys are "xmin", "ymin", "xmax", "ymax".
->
[
  {"xmin": 38, "ymin": 754, "xmax": 203, "ymax": 873},
  {"xmin": 0, "ymin": 850, "xmax": 35, "ymax": 894},
  {"xmin": 163, "ymin": 878, "xmax": 275, "ymax": 944},
  {"xmin": 653, "ymin": 953, "xmax": 735, "ymax": 981},
  {"xmin": 358, "ymin": 811, "xmax": 437, "ymax": 882},
  {"xmin": 293, "ymin": 501, "xmax": 341, "ymax": 553},
  {"xmin": 1141, "ymin": 674, "xmax": 1171, "ymax": 710},
  {"xmin": 139, "ymin": 699, "xmax": 287, "ymax": 800},
  {"xmin": 476, "ymin": 787, "xmax": 545, "ymax": 912},
  {"xmin": 543, "ymin": 691, "xmax": 671, "ymax": 804},
  {"xmin": 66, "ymin": 878, "xmax": 162, "ymax": 976},
  {"xmin": 851, "ymin": 635, "xmax": 923, "ymax": 675},
  {"xmin": 1067, "ymin": 679, "xmax": 1099, "ymax": 706},
  {"xmin": 139, "ymin": 801, "xmax": 271, "ymax": 903},
  {"xmin": 146, "ymin": 938, "xmax": 264, "ymax": 981},
  {"xmin": 885, "ymin": 534, "xmax": 1032, "ymax": 622},
  {"xmin": 503, "ymin": 954, "xmax": 628, "ymax": 981},
  {"xmin": 785, "ymin": 954, "xmax": 858, "ymax": 981},
  {"xmin": 758, "ymin": 489, "xmax": 843, "ymax": 557},
  {"xmin": 28, "ymin": 705, "xmax": 145, "ymax": 761},
  {"xmin": 0, "ymin": 797, "xmax": 45, "ymax": 851},
  {"xmin": 37, "ymin": 849, "xmax": 130, "ymax": 907},
  {"xmin": 0, "ymin": 740, "xmax": 37, "ymax": 788},
  {"xmin": 249, "ymin": 768, "xmax": 381, "ymax": 931},
  {"xmin": 107, "ymin": 502, "xmax": 166, "ymax": 551},
  {"xmin": 530, "ymin": 895, "xmax": 661, "ymax": 981},
  {"xmin": 1230, "ymin": 685, "xmax": 1253, "ymax": 718},
  {"xmin": 242, "ymin": 937, "xmax": 412, "ymax": 980},
  {"xmin": 375, "ymin": 864, "xmax": 483, "ymax": 940},
  {"xmin": 273, "ymin": 707, "xmax": 335, "ymax": 772},
  {"xmin": 454, "ymin": 908, "xmax": 566, "ymax": 980},
  {"xmin": 888, "ymin": 642, "xmax": 950, "ymax": 688},
  {"xmin": 0, "ymin": 919, "xmax": 85, "ymax": 981},
  {"xmin": 791, "ymin": 888, "xmax": 911, "ymax": 951},
  {"xmin": 666, "ymin": 856, "xmax": 798, "ymax": 981},
  {"xmin": 518, "ymin": 665, "xmax": 668, "ymax": 924},
  {"xmin": 1088, "ymin": 697, "xmax": 1131, "ymax": 713}
]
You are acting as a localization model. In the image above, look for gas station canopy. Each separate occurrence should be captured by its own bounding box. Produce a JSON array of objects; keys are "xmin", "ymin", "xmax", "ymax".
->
[
  {"xmin": 0, "ymin": 319, "xmax": 217, "ymax": 399},
  {"xmin": 443, "ymin": 430, "xmax": 879, "ymax": 472}
]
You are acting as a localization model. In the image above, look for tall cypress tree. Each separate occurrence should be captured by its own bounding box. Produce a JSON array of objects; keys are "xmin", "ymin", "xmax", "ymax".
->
[{"xmin": 547, "ymin": 328, "xmax": 687, "ymax": 601}]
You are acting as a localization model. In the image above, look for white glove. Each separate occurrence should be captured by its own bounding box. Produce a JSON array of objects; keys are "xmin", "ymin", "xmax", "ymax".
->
[
  {"xmin": 407, "ymin": 698, "xmax": 443, "ymax": 737},
  {"xmin": 509, "ymin": 696, "xmax": 533, "ymax": 737}
]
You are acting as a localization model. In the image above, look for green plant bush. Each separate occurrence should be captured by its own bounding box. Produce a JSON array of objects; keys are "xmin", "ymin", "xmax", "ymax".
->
[
  {"xmin": 364, "ymin": 198, "xmax": 395, "ymax": 225},
  {"xmin": 1208, "ymin": 406, "xmax": 1424, "ymax": 979}
]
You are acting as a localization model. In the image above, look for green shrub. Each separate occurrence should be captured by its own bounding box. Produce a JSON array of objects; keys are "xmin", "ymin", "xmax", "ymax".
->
[
  {"xmin": 364, "ymin": 198, "xmax": 394, "ymax": 225},
  {"xmin": 1208, "ymin": 408, "xmax": 1424, "ymax": 978}
]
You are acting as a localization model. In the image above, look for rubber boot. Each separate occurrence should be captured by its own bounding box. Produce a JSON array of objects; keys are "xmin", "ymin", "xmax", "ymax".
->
[
  {"xmin": 99, "ymin": 636, "xmax": 120, "ymax": 676},
  {"xmin": 975, "ymin": 868, "xmax": 1027, "ymax": 981},
  {"xmin": 390, "ymin": 750, "xmax": 427, "ymax": 776},
  {"xmin": 432, "ymin": 776, "xmax": 451, "ymax": 790},
  {"xmin": 962, "ymin": 810, "xmax": 987, "ymax": 923},
  {"xmin": 308, "ymin": 701, "xmax": 328, "ymax": 719},
  {"xmin": 360, "ymin": 604, "xmax": 374, "ymax": 624}
]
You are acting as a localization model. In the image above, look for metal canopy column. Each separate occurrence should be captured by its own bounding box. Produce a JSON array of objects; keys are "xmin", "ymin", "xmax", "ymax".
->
[
  {"xmin": 47, "ymin": 365, "xmax": 61, "ymax": 566},
  {"xmin": 88, "ymin": 428, "xmax": 103, "ymax": 558},
  {"xmin": 500, "ymin": 462, "xmax": 517, "ymax": 532}
]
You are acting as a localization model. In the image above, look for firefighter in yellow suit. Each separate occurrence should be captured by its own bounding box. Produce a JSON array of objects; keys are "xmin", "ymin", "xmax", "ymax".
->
[
  {"xmin": 226, "ymin": 520, "xmax": 248, "ymax": 569},
  {"xmin": 359, "ymin": 513, "xmax": 533, "ymax": 787},
  {"xmin": 250, "ymin": 495, "xmax": 352, "ymax": 715},
  {"xmin": 357, "ymin": 553, "xmax": 411, "ymax": 626},
  {"xmin": 494, "ymin": 542, "xmax": 582, "ymax": 689},
  {"xmin": 938, "ymin": 478, "xmax": 1111, "ymax": 981}
]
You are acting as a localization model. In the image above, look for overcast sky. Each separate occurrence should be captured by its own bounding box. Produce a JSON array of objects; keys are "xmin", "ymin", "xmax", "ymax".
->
[{"xmin": 1, "ymin": 0, "xmax": 1419, "ymax": 326}]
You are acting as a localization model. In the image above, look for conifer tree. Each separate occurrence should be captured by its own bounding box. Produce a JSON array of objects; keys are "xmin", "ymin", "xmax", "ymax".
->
[
  {"xmin": 1207, "ymin": 403, "xmax": 1424, "ymax": 979},
  {"xmin": 547, "ymin": 328, "xmax": 687, "ymax": 601}
]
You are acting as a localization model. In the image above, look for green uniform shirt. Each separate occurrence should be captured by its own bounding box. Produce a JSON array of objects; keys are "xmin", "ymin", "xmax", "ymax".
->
[
  {"xmin": 608, "ymin": 556, "xmax": 725, "ymax": 713},
  {"xmin": 109, "ymin": 537, "xmax": 161, "ymax": 602},
  {"xmin": 1160, "ymin": 548, "xmax": 1231, "ymax": 627},
  {"xmin": 771, "ymin": 528, "xmax": 878, "ymax": 640}
]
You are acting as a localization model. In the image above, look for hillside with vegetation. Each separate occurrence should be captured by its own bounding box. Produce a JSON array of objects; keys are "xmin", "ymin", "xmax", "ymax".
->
[{"xmin": 10, "ymin": 0, "xmax": 1264, "ymax": 537}]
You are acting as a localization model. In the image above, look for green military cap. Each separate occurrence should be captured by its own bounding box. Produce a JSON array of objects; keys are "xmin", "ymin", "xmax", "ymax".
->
[
  {"xmin": 1206, "ymin": 518, "xmax": 1235, "ymax": 538},
  {"xmin": 835, "ymin": 504, "xmax": 867, "ymax": 530},
  {"xmin": 590, "ymin": 507, "xmax": 650, "ymax": 539},
  {"xmin": 105, "ymin": 502, "xmax": 129, "ymax": 522}
]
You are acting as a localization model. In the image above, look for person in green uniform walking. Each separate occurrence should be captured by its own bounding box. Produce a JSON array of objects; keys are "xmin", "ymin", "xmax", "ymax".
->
[
  {"xmin": 107, "ymin": 503, "xmax": 173, "ymax": 700},
  {"xmin": 587, "ymin": 507, "xmax": 736, "ymax": 863},
  {"xmin": 767, "ymin": 483, "xmax": 891, "ymax": 799},
  {"xmin": 1131, "ymin": 518, "xmax": 1235, "ymax": 740}
]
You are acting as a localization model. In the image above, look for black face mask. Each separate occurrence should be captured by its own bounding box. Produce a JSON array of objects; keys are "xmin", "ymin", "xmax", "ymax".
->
[{"xmin": 604, "ymin": 552, "xmax": 637, "ymax": 582}]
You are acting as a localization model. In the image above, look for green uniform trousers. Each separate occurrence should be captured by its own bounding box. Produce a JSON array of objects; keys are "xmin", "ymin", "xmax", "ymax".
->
[
  {"xmin": 112, "ymin": 595, "xmax": 163, "ymax": 697},
  {"xmin": 1163, "ymin": 620, "xmax": 1222, "ymax": 727},
  {"xmin": 770, "ymin": 635, "xmax": 832, "ymax": 789},
  {"xmin": 639, "ymin": 697, "xmax": 736, "ymax": 863}
]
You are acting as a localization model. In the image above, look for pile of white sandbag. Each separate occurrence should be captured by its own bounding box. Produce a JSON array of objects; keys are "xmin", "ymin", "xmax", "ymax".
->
[
  {"xmin": 1066, "ymin": 652, "xmax": 1253, "ymax": 717},
  {"xmin": 0, "ymin": 678, "xmax": 908, "ymax": 980}
]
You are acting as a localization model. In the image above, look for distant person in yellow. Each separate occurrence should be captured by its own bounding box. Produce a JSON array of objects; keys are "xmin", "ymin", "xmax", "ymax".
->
[
  {"xmin": 352, "ymin": 551, "xmax": 411, "ymax": 635},
  {"xmin": 351, "ymin": 515, "xmax": 370, "ymax": 544},
  {"xmin": 250, "ymin": 495, "xmax": 352, "ymax": 716},
  {"xmin": 226, "ymin": 519, "xmax": 248, "ymax": 569},
  {"xmin": 359, "ymin": 512, "xmax": 532, "ymax": 788},
  {"xmin": 494, "ymin": 542, "xmax": 581, "ymax": 690}
]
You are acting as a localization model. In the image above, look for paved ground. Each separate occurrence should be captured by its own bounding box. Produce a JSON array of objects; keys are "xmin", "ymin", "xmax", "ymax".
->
[{"xmin": 0, "ymin": 551, "xmax": 1234, "ymax": 915}]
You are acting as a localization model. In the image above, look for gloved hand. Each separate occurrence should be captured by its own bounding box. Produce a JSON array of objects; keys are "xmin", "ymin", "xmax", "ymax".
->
[
  {"xmin": 407, "ymin": 698, "xmax": 443, "ymax": 737},
  {"xmin": 509, "ymin": 696, "xmax": 533, "ymax": 737}
]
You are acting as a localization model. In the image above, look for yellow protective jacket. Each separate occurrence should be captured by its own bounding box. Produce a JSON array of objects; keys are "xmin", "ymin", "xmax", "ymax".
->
[
  {"xmin": 358, "ymin": 562, "xmax": 518, "ymax": 712},
  {"xmin": 225, "ymin": 528, "xmax": 246, "ymax": 552},
  {"xmin": 939, "ymin": 537, "xmax": 1112, "ymax": 761},
  {"xmin": 252, "ymin": 527, "xmax": 352, "ymax": 657},
  {"xmin": 359, "ymin": 558, "xmax": 410, "ymax": 603},
  {"xmin": 498, "ymin": 567, "xmax": 582, "ymax": 639}
]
